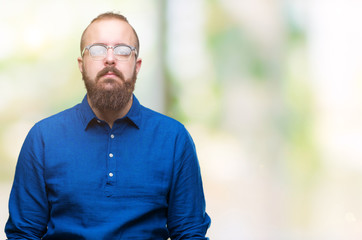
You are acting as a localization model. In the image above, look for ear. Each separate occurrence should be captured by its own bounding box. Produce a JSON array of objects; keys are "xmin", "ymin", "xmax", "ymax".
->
[
  {"xmin": 135, "ymin": 58, "xmax": 142, "ymax": 75},
  {"xmin": 77, "ymin": 57, "xmax": 83, "ymax": 73}
]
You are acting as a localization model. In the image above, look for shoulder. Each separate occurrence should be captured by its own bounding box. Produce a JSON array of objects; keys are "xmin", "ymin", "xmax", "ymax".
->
[
  {"xmin": 38, "ymin": 103, "xmax": 80, "ymax": 124},
  {"xmin": 19, "ymin": 104, "xmax": 79, "ymax": 154},
  {"xmin": 139, "ymin": 105, "xmax": 187, "ymax": 133},
  {"xmin": 138, "ymin": 105, "xmax": 195, "ymax": 150},
  {"xmin": 30, "ymin": 103, "xmax": 81, "ymax": 135}
]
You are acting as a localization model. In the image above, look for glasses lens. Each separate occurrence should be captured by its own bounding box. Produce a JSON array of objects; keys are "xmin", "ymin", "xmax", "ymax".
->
[
  {"xmin": 114, "ymin": 46, "xmax": 132, "ymax": 60},
  {"xmin": 89, "ymin": 45, "xmax": 107, "ymax": 58}
]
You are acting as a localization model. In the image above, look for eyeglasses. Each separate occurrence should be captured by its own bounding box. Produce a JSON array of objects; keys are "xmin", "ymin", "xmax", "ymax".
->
[{"xmin": 81, "ymin": 43, "xmax": 138, "ymax": 61}]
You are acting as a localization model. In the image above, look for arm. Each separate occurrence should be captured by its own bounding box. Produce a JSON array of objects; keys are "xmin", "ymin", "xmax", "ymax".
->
[
  {"xmin": 5, "ymin": 124, "xmax": 49, "ymax": 239},
  {"xmin": 167, "ymin": 127, "xmax": 211, "ymax": 240}
]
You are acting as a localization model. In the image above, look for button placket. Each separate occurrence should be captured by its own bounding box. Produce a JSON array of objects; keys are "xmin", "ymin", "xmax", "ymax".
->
[{"xmin": 107, "ymin": 132, "xmax": 117, "ymax": 185}]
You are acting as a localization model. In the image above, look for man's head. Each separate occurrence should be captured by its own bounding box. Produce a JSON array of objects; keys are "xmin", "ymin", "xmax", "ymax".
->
[
  {"xmin": 78, "ymin": 12, "xmax": 142, "ymax": 112},
  {"xmin": 80, "ymin": 12, "xmax": 140, "ymax": 57}
]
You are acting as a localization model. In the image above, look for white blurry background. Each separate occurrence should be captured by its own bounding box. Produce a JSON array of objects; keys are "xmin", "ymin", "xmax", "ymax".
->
[{"xmin": 1, "ymin": 0, "xmax": 362, "ymax": 239}]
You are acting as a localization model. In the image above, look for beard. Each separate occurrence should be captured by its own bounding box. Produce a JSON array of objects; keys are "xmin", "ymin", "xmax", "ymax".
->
[{"xmin": 82, "ymin": 65, "xmax": 137, "ymax": 112}]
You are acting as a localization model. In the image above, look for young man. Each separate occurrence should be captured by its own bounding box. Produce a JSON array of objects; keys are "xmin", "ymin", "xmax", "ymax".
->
[{"xmin": 5, "ymin": 12, "xmax": 211, "ymax": 239}]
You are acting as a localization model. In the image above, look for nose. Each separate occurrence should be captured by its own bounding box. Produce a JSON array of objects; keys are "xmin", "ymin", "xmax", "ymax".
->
[{"xmin": 104, "ymin": 48, "xmax": 115, "ymax": 65}]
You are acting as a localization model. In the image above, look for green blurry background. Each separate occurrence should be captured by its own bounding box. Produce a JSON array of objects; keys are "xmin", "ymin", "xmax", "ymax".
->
[{"xmin": 2, "ymin": 0, "xmax": 362, "ymax": 239}]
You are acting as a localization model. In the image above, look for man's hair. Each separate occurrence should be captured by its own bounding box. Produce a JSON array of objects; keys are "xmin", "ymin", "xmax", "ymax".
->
[{"xmin": 80, "ymin": 12, "xmax": 140, "ymax": 58}]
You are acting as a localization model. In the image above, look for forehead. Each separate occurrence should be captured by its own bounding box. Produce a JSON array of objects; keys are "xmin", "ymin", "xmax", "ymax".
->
[{"xmin": 84, "ymin": 19, "xmax": 135, "ymax": 46}]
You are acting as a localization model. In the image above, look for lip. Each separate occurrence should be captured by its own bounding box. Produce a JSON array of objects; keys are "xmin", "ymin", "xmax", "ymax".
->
[
  {"xmin": 104, "ymin": 71, "xmax": 116, "ymax": 76},
  {"xmin": 101, "ymin": 72, "xmax": 119, "ymax": 80}
]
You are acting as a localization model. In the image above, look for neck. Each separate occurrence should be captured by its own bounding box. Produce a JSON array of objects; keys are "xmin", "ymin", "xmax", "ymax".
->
[{"xmin": 88, "ymin": 95, "xmax": 133, "ymax": 128}]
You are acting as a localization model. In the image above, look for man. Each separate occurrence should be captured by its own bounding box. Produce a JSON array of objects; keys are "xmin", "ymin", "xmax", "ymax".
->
[{"xmin": 5, "ymin": 12, "xmax": 211, "ymax": 239}]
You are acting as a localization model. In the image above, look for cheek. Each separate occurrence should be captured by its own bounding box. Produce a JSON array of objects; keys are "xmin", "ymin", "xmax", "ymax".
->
[
  {"xmin": 83, "ymin": 62, "xmax": 102, "ymax": 77},
  {"xmin": 118, "ymin": 64, "xmax": 137, "ymax": 79}
]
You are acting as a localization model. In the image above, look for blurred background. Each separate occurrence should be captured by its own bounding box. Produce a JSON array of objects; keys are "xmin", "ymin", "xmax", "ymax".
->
[{"xmin": 1, "ymin": 0, "xmax": 362, "ymax": 239}]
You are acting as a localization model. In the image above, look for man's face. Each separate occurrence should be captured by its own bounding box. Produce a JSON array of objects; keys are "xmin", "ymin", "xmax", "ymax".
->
[{"xmin": 78, "ymin": 19, "xmax": 142, "ymax": 111}]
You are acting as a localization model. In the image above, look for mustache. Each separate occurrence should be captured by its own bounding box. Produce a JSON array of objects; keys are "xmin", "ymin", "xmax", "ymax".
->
[{"xmin": 96, "ymin": 66, "xmax": 124, "ymax": 80}]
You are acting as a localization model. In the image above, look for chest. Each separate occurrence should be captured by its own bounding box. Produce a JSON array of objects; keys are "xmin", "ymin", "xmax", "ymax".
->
[{"xmin": 43, "ymin": 127, "xmax": 175, "ymax": 201}]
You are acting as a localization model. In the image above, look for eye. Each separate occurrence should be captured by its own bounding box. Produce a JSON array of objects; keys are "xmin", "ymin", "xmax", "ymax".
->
[
  {"xmin": 114, "ymin": 46, "xmax": 132, "ymax": 56},
  {"xmin": 89, "ymin": 45, "xmax": 107, "ymax": 56}
]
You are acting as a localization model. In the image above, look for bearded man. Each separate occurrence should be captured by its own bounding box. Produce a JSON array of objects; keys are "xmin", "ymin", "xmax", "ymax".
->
[{"xmin": 5, "ymin": 12, "xmax": 211, "ymax": 240}]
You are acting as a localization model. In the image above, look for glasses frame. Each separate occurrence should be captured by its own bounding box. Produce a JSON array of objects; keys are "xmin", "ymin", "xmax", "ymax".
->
[{"xmin": 81, "ymin": 43, "xmax": 138, "ymax": 61}]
